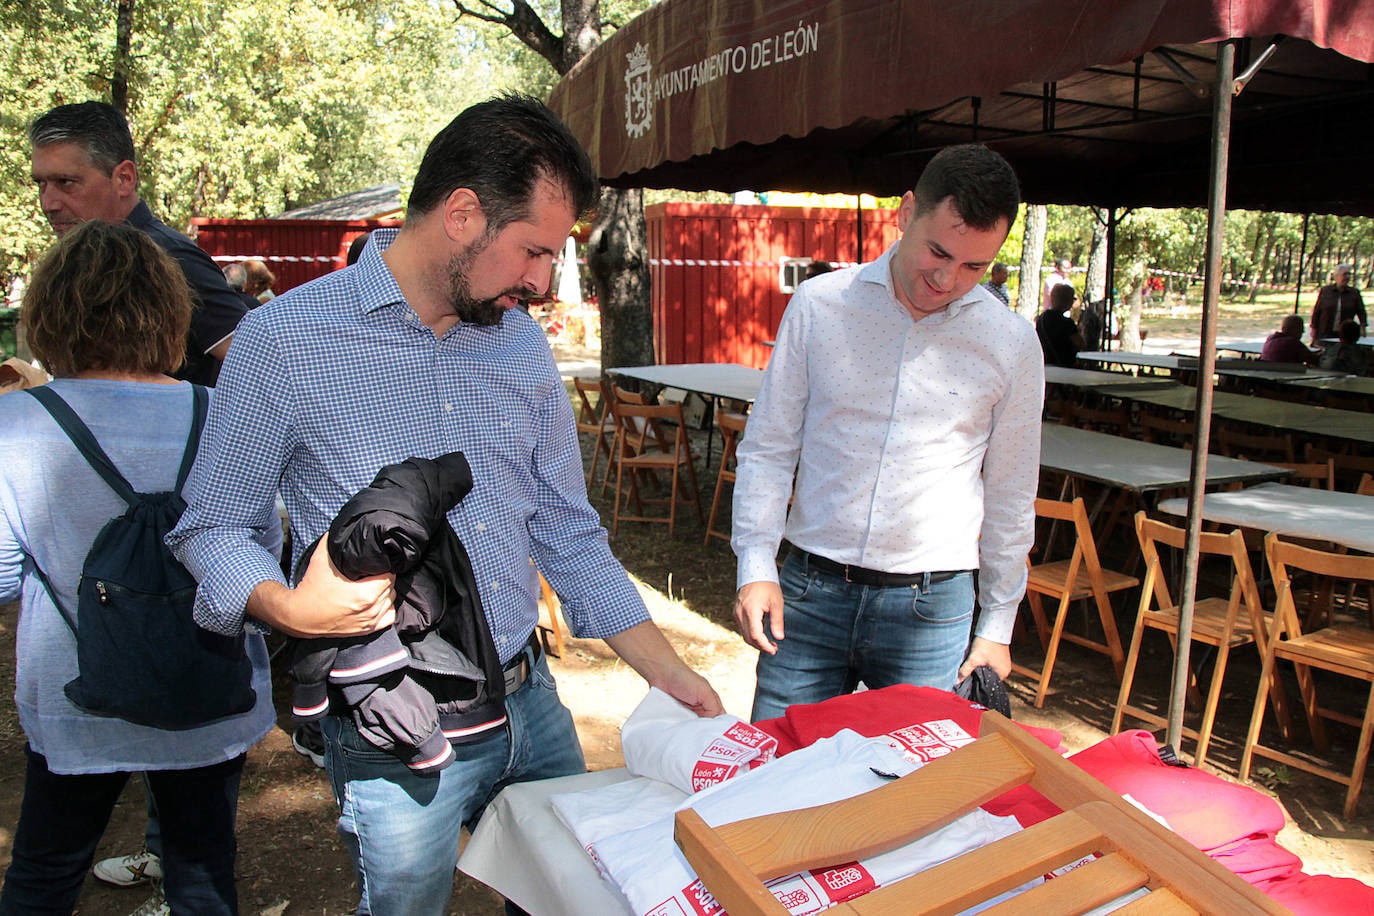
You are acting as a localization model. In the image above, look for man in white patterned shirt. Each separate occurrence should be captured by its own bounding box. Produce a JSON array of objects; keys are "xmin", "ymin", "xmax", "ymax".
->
[{"xmin": 732, "ymin": 144, "xmax": 1043, "ymax": 722}]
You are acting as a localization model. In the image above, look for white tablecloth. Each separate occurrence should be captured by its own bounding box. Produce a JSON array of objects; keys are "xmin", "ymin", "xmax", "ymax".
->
[
  {"xmin": 460, "ymin": 769, "xmax": 637, "ymax": 915},
  {"xmin": 1156, "ymin": 482, "xmax": 1374, "ymax": 553}
]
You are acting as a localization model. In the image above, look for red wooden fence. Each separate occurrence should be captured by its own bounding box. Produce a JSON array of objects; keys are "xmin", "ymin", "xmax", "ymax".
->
[
  {"xmin": 190, "ymin": 204, "xmax": 903, "ymax": 368},
  {"xmin": 189, "ymin": 218, "xmax": 402, "ymax": 294},
  {"xmin": 647, "ymin": 203, "xmax": 901, "ymax": 368}
]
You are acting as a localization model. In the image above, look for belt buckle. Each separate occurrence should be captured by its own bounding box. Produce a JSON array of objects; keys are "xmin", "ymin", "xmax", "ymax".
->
[
  {"xmin": 504, "ymin": 656, "xmax": 527, "ymax": 694},
  {"xmin": 843, "ymin": 564, "xmax": 855, "ymax": 584}
]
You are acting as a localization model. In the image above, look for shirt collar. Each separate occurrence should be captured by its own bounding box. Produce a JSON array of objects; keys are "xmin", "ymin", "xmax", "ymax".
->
[
  {"xmin": 350, "ymin": 228, "xmax": 526, "ymax": 340},
  {"xmin": 123, "ymin": 199, "xmax": 154, "ymax": 230},
  {"xmin": 352, "ymin": 228, "xmax": 408, "ymax": 316},
  {"xmin": 859, "ymin": 242, "xmax": 986, "ymax": 320}
]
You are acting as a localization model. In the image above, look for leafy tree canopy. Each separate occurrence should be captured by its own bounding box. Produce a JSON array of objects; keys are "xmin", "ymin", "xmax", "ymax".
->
[{"xmin": 0, "ymin": 0, "xmax": 532, "ymax": 280}]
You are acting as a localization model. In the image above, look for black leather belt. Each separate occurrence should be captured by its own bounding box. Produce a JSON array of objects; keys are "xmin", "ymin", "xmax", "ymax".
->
[
  {"xmin": 502, "ymin": 632, "xmax": 541, "ymax": 695},
  {"xmin": 796, "ymin": 549, "xmax": 967, "ymax": 588}
]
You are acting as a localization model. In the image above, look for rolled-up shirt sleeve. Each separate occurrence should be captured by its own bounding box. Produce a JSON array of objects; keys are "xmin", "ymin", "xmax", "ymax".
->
[
  {"xmin": 974, "ymin": 333, "xmax": 1044, "ymax": 644},
  {"xmin": 525, "ymin": 371, "xmax": 651, "ymax": 639},
  {"xmin": 167, "ymin": 313, "xmax": 292, "ymax": 636}
]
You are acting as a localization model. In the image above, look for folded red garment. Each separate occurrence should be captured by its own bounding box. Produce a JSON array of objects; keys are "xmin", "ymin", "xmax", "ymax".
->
[
  {"xmin": 753, "ymin": 684, "xmax": 1065, "ymax": 756},
  {"xmin": 758, "ymin": 688, "xmax": 1374, "ymax": 915},
  {"xmin": 1256, "ymin": 872, "xmax": 1374, "ymax": 916},
  {"xmin": 1070, "ymin": 730, "xmax": 1287, "ymax": 852}
]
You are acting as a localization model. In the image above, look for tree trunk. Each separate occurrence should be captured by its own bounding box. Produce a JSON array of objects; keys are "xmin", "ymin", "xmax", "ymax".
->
[
  {"xmin": 112, "ymin": 0, "xmax": 135, "ymax": 116},
  {"xmin": 1119, "ymin": 257, "xmax": 1148, "ymax": 352},
  {"xmin": 454, "ymin": 0, "xmax": 657, "ymax": 371},
  {"xmin": 589, "ymin": 186, "xmax": 654, "ymax": 372},
  {"xmin": 1083, "ymin": 207, "xmax": 1108, "ymax": 305},
  {"xmin": 1016, "ymin": 204, "xmax": 1046, "ymax": 320}
]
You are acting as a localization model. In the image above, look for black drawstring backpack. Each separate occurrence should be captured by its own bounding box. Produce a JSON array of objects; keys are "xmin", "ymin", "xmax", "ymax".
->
[{"xmin": 26, "ymin": 386, "xmax": 256, "ymax": 730}]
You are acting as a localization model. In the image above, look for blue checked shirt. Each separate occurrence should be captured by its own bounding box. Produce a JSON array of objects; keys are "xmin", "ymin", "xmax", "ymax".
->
[{"xmin": 168, "ymin": 229, "xmax": 649, "ymax": 663}]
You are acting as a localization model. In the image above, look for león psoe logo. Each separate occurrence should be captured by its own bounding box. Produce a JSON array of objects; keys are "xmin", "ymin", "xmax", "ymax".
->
[{"xmin": 624, "ymin": 42, "xmax": 652, "ymax": 139}]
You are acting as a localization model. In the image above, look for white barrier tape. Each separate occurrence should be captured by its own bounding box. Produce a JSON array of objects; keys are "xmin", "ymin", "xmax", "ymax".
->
[
  {"xmin": 209, "ymin": 252, "xmax": 869, "ymax": 270},
  {"xmin": 205, "ymin": 253, "xmax": 1300, "ymax": 294},
  {"xmin": 211, "ymin": 254, "xmax": 338, "ymax": 264},
  {"xmin": 649, "ymin": 258, "xmax": 858, "ymax": 268}
]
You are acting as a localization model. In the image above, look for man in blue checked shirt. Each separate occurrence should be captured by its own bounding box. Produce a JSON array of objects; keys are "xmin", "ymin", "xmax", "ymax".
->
[{"xmin": 168, "ymin": 94, "xmax": 722, "ymax": 915}]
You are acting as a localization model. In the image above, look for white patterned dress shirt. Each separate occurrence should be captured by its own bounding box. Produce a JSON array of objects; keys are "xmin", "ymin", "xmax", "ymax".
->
[{"xmin": 733, "ymin": 243, "xmax": 1044, "ymax": 643}]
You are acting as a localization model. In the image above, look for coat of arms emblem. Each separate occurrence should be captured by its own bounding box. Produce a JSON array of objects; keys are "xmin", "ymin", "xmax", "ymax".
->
[{"xmin": 624, "ymin": 43, "xmax": 652, "ymax": 138}]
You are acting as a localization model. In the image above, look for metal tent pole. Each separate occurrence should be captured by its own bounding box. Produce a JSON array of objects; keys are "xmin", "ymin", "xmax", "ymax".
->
[{"xmin": 1168, "ymin": 39, "xmax": 1235, "ymax": 752}]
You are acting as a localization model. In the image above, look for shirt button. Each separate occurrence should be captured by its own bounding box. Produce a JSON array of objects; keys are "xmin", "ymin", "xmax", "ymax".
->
[
  {"xmin": 489, "ymin": 581, "xmax": 500, "ymax": 592},
  {"xmin": 443, "ymin": 402, "xmax": 453, "ymax": 411},
  {"xmin": 475, "ymin": 522, "xmax": 486, "ymax": 532}
]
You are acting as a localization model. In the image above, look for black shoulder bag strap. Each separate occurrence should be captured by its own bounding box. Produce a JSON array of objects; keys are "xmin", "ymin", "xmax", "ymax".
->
[{"xmin": 23, "ymin": 384, "xmax": 210, "ymax": 633}]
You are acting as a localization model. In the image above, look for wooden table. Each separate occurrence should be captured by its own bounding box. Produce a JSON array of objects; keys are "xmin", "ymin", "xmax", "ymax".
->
[
  {"xmin": 1041, "ymin": 423, "xmax": 1290, "ymax": 494},
  {"xmin": 608, "ymin": 363, "xmax": 763, "ymax": 404},
  {"xmin": 1286, "ymin": 374, "xmax": 1374, "ymax": 396},
  {"xmin": 1217, "ymin": 364, "xmax": 1346, "ymax": 383},
  {"xmin": 1044, "ymin": 365, "xmax": 1178, "ymax": 391},
  {"xmin": 1078, "ymin": 350, "xmax": 1346, "ymax": 384},
  {"xmin": 1157, "ymin": 483, "xmax": 1374, "ymax": 553},
  {"xmin": 1112, "ymin": 384, "xmax": 1374, "ymax": 448},
  {"xmin": 1077, "ymin": 351, "xmax": 1185, "ymax": 374},
  {"xmin": 608, "ymin": 362, "xmax": 764, "ymax": 464}
]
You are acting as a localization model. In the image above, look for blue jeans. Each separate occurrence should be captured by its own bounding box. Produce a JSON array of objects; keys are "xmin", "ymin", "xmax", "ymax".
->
[
  {"xmin": 321, "ymin": 647, "xmax": 585, "ymax": 916},
  {"xmin": 751, "ymin": 551, "xmax": 976, "ymax": 722},
  {"xmin": 143, "ymin": 773, "xmax": 163, "ymax": 857},
  {"xmin": 0, "ymin": 746, "xmax": 243, "ymax": 915}
]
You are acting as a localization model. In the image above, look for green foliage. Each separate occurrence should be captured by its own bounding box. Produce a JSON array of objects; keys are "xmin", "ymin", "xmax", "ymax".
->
[
  {"xmin": 1020, "ymin": 204, "xmax": 1374, "ymax": 299},
  {"xmin": 1043, "ymin": 205, "xmax": 1097, "ymax": 266},
  {"xmin": 0, "ymin": 0, "xmax": 531, "ymax": 283}
]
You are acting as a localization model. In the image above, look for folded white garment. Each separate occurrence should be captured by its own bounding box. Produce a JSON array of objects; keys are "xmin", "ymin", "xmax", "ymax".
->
[
  {"xmin": 549, "ymin": 776, "xmax": 687, "ymax": 878},
  {"xmin": 592, "ymin": 729, "xmax": 1029, "ymax": 916},
  {"xmin": 620, "ymin": 687, "xmax": 778, "ymax": 793}
]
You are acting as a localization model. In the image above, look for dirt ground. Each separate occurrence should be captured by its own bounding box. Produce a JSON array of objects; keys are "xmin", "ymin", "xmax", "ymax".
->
[{"xmin": 2, "ymin": 313, "xmax": 1371, "ymax": 914}]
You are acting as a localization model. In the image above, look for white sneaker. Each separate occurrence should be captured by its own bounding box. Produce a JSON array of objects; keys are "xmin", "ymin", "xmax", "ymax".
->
[
  {"xmin": 127, "ymin": 891, "xmax": 169, "ymax": 916},
  {"xmin": 92, "ymin": 848, "xmax": 162, "ymax": 887}
]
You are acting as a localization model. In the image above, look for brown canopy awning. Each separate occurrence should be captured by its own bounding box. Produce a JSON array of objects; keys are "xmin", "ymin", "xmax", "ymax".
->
[{"xmin": 548, "ymin": 0, "xmax": 1374, "ymax": 213}]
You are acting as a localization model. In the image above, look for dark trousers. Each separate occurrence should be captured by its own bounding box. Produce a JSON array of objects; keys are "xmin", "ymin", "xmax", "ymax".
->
[{"xmin": 0, "ymin": 745, "xmax": 244, "ymax": 915}]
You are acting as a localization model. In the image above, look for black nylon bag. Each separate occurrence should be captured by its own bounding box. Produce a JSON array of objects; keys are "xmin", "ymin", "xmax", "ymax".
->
[{"xmin": 27, "ymin": 386, "xmax": 256, "ymax": 730}]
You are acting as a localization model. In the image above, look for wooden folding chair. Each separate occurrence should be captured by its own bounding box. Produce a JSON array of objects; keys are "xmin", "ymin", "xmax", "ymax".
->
[
  {"xmin": 572, "ymin": 376, "xmax": 615, "ymax": 493},
  {"xmin": 1291, "ymin": 466, "xmax": 1373, "ymax": 628},
  {"xmin": 1012, "ymin": 496, "xmax": 1137, "ymax": 709},
  {"xmin": 1112, "ymin": 512, "xmax": 1292, "ymax": 769},
  {"xmin": 1241, "ymin": 534, "xmax": 1374, "ymax": 819},
  {"xmin": 606, "ymin": 384, "xmax": 671, "ymax": 503},
  {"xmin": 1305, "ymin": 442, "xmax": 1374, "ymax": 492},
  {"xmin": 1266, "ymin": 459, "xmax": 1335, "ymax": 491},
  {"xmin": 1255, "ymin": 385, "xmax": 1312, "ymax": 405},
  {"xmin": 1136, "ymin": 411, "xmax": 1195, "ymax": 449},
  {"xmin": 532, "ymin": 565, "xmax": 565, "ymax": 658},
  {"xmin": 1212, "ymin": 422, "xmax": 1295, "ymax": 463},
  {"xmin": 611, "ymin": 400, "xmax": 703, "ymax": 537},
  {"xmin": 1061, "ymin": 400, "xmax": 1132, "ymax": 436},
  {"xmin": 704, "ymin": 409, "xmax": 747, "ymax": 547},
  {"xmin": 676, "ymin": 714, "xmax": 1286, "ymax": 915}
]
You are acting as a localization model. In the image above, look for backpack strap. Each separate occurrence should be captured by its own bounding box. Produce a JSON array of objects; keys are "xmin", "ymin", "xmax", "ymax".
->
[
  {"xmin": 26, "ymin": 384, "xmax": 210, "ymax": 503},
  {"xmin": 26, "ymin": 386, "xmax": 136, "ymax": 504},
  {"xmin": 176, "ymin": 384, "xmax": 210, "ymax": 494},
  {"xmin": 27, "ymin": 558, "xmax": 78, "ymax": 636}
]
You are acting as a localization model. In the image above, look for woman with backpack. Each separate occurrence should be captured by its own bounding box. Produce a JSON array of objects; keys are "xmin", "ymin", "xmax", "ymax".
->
[{"xmin": 0, "ymin": 221, "xmax": 275, "ymax": 914}]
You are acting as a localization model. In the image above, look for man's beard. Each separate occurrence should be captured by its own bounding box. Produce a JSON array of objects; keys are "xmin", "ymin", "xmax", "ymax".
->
[{"xmin": 446, "ymin": 235, "xmax": 525, "ymax": 327}]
